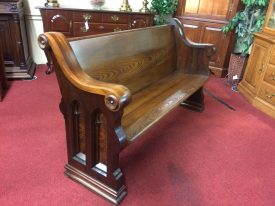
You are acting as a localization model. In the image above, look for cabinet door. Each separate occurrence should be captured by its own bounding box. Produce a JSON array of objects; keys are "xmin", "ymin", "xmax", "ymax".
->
[
  {"xmin": 243, "ymin": 38, "xmax": 268, "ymax": 92},
  {"xmin": 180, "ymin": 0, "xmax": 238, "ymax": 20},
  {"xmin": 0, "ymin": 20, "xmax": 13, "ymax": 65},
  {"xmin": 176, "ymin": 0, "xmax": 242, "ymax": 77},
  {"xmin": 180, "ymin": 19, "xmax": 231, "ymax": 73},
  {"xmin": 42, "ymin": 10, "xmax": 73, "ymax": 36},
  {"xmin": 73, "ymin": 23, "xmax": 128, "ymax": 36},
  {"xmin": 201, "ymin": 22, "xmax": 229, "ymax": 68},
  {"xmin": 0, "ymin": 16, "xmax": 25, "ymax": 67},
  {"xmin": 180, "ymin": 19, "xmax": 201, "ymax": 42}
]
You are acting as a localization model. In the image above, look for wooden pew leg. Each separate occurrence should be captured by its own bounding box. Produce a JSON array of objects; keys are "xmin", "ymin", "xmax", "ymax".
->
[
  {"xmin": 60, "ymin": 98, "xmax": 127, "ymax": 205},
  {"xmin": 181, "ymin": 87, "xmax": 205, "ymax": 112},
  {"xmin": 45, "ymin": 62, "xmax": 53, "ymax": 75}
]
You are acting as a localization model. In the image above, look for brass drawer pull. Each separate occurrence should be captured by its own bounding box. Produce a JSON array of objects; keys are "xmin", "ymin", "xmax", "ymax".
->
[
  {"xmin": 80, "ymin": 26, "xmax": 88, "ymax": 32},
  {"xmin": 271, "ymin": 72, "xmax": 275, "ymax": 81},
  {"xmin": 81, "ymin": 21, "xmax": 90, "ymax": 32},
  {"xmin": 266, "ymin": 93, "xmax": 275, "ymax": 99},
  {"xmin": 111, "ymin": 15, "xmax": 119, "ymax": 22},
  {"xmin": 229, "ymin": 2, "xmax": 234, "ymax": 12},
  {"xmin": 99, "ymin": 25, "xmax": 105, "ymax": 29},
  {"xmin": 80, "ymin": 14, "xmax": 92, "ymax": 32},
  {"xmin": 114, "ymin": 27, "xmax": 122, "ymax": 32},
  {"xmin": 83, "ymin": 14, "xmax": 92, "ymax": 21}
]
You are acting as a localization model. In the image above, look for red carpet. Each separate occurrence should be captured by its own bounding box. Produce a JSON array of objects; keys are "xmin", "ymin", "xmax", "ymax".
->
[{"xmin": 0, "ymin": 65, "xmax": 274, "ymax": 206}]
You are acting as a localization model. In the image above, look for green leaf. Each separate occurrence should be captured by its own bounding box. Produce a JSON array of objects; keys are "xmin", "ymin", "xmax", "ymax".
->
[
  {"xmin": 222, "ymin": 0, "xmax": 268, "ymax": 55},
  {"xmin": 151, "ymin": 0, "xmax": 178, "ymax": 25}
]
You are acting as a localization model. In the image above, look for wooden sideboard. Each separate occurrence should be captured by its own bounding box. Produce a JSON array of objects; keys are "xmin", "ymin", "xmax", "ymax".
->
[
  {"xmin": 38, "ymin": 6, "xmax": 154, "ymax": 37},
  {"xmin": 0, "ymin": 0, "xmax": 36, "ymax": 79},
  {"xmin": 176, "ymin": 0, "xmax": 243, "ymax": 77},
  {"xmin": 38, "ymin": 6, "xmax": 154, "ymax": 74}
]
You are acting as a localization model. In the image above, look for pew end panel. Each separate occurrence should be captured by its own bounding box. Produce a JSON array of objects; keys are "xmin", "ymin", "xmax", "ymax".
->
[
  {"xmin": 38, "ymin": 33, "xmax": 130, "ymax": 204},
  {"xmin": 38, "ymin": 18, "xmax": 215, "ymax": 204},
  {"xmin": 170, "ymin": 18, "xmax": 216, "ymax": 76}
]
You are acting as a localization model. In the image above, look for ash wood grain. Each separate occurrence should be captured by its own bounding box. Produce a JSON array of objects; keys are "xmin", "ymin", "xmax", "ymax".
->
[
  {"xmin": 69, "ymin": 26, "xmax": 176, "ymax": 94},
  {"xmin": 122, "ymin": 73, "xmax": 208, "ymax": 141}
]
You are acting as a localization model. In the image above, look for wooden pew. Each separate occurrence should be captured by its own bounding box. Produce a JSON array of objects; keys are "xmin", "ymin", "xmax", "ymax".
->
[{"xmin": 38, "ymin": 18, "xmax": 215, "ymax": 204}]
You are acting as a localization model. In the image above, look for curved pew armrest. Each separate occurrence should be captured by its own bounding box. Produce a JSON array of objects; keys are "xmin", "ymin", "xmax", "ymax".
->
[
  {"xmin": 169, "ymin": 18, "xmax": 216, "ymax": 57},
  {"xmin": 38, "ymin": 32, "xmax": 131, "ymax": 112}
]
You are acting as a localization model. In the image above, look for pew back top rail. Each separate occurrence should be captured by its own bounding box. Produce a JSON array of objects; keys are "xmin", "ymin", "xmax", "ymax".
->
[{"xmin": 38, "ymin": 18, "xmax": 215, "ymax": 204}]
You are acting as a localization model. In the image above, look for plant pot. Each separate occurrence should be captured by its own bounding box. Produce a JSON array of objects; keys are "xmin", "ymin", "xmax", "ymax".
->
[{"xmin": 227, "ymin": 53, "xmax": 248, "ymax": 85}]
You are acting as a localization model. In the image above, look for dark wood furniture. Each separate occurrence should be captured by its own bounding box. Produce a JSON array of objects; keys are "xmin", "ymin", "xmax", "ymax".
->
[
  {"xmin": 37, "ymin": 6, "xmax": 154, "ymax": 74},
  {"xmin": 38, "ymin": 18, "xmax": 215, "ymax": 204},
  {"xmin": 0, "ymin": 37, "xmax": 7, "ymax": 101},
  {"xmin": 238, "ymin": 0, "xmax": 275, "ymax": 119},
  {"xmin": 0, "ymin": 0, "xmax": 36, "ymax": 79},
  {"xmin": 176, "ymin": 0, "xmax": 242, "ymax": 77}
]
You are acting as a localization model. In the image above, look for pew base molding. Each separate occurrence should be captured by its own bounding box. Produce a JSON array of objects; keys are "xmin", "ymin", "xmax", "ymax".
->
[{"xmin": 65, "ymin": 164, "xmax": 127, "ymax": 204}]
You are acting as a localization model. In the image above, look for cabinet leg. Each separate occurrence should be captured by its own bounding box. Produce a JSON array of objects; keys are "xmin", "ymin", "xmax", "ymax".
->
[
  {"xmin": 45, "ymin": 62, "xmax": 53, "ymax": 75},
  {"xmin": 44, "ymin": 48, "xmax": 53, "ymax": 74}
]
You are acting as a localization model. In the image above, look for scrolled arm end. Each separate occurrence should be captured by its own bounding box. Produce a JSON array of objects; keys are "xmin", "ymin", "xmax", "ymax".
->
[
  {"xmin": 104, "ymin": 89, "xmax": 131, "ymax": 112},
  {"xmin": 38, "ymin": 34, "xmax": 50, "ymax": 50},
  {"xmin": 205, "ymin": 45, "xmax": 216, "ymax": 57},
  {"xmin": 105, "ymin": 94, "xmax": 119, "ymax": 111}
]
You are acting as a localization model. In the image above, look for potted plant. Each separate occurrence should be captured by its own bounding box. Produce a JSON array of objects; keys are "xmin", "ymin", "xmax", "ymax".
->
[
  {"xmin": 222, "ymin": 0, "xmax": 268, "ymax": 87},
  {"xmin": 151, "ymin": 0, "xmax": 178, "ymax": 25}
]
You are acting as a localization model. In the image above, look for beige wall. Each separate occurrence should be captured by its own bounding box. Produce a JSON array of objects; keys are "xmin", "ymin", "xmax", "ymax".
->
[{"xmin": 23, "ymin": 0, "xmax": 151, "ymax": 64}]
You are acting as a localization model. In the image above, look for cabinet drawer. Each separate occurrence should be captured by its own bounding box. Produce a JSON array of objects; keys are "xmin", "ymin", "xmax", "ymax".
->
[
  {"xmin": 258, "ymin": 82, "xmax": 275, "ymax": 106},
  {"xmin": 264, "ymin": 65, "xmax": 275, "ymax": 86},
  {"xmin": 94, "ymin": 23, "xmax": 128, "ymax": 32},
  {"xmin": 44, "ymin": 10, "xmax": 73, "ymax": 36},
  {"xmin": 73, "ymin": 23, "xmax": 128, "ymax": 36},
  {"xmin": 73, "ymin": 12, "xmax": 101, "ymax": 22},
  {"xmin": 130, "ymin": 15, "xmax": 152, "ymax": 29},
  {"xmin": 102, "ymin": 13, "xmax": 128, "ymax": 24}
]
